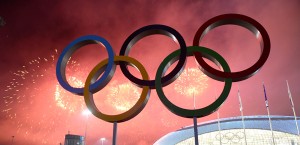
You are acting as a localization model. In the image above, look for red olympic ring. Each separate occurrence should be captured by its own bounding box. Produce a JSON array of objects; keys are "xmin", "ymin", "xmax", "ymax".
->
[{"xmin": 193, "ymin": 14, "xmax": 270, "ymax": 82}]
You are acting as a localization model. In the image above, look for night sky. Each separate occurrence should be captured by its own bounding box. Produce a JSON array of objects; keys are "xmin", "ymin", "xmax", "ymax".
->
[{"xmin": 0, "ymin": 0, "xmax": 300, "ymax": 145}]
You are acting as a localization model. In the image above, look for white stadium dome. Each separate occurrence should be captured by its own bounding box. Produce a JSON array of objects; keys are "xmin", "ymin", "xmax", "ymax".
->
[{"xmin": 154, "ymin": 116, "xmax": 300, "ymax": 145}]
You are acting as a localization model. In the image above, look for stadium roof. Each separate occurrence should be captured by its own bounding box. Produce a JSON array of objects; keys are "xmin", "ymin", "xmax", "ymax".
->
[{"xmin": 154, "ymin": 115, "xmax": 300, "ymax": 145}]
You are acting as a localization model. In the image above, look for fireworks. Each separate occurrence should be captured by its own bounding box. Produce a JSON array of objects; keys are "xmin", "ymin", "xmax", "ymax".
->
[
  {"xmin": 1, "ymin": 49, "xmax": 87, "ymax": 144},
  {"xmin": 174, "ymin": 67, "xmax": 208, "ymax": 97},
  {"xmin": 106, "ymin": 81, "xmax": 140, "ymax": 112},
  {"xmin": 54, "ymin": 76, "xmax": 85, "ymax": 113}
]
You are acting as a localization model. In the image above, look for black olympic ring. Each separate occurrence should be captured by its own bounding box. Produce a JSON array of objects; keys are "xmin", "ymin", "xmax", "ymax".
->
[
  {"xmin": 56, "ymin": 13, "xmax": 270, "ymax": 122},
  {"xmin": 119, "ymin": 24, "xmax": 187, "ymax": 89}
]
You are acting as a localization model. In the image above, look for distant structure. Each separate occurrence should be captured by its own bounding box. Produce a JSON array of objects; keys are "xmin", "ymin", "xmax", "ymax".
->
[
  {"xmin": 154, "ymin": 116, "xmax": 300, "ymax": 145},
  {"xmin": 64, "ymin": 134, "xmax": 85, "ymax": 145},
  {"xmin": 0, "ymin": 16, "xmax": 5, "ymax": 27}
]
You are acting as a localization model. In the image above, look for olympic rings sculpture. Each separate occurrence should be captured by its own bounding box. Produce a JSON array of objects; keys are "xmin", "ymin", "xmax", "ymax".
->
[{"xmin": 56, "ymin": 14, "xmax": 270, "ymax": 123}]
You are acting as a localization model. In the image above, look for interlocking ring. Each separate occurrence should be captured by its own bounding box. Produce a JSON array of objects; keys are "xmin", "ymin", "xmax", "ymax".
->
[
  {"xmin": 155, "ymin": 46, "xmax": 232, "ymax": 118},
  {"xmin": 84, "ymin": 56, "xmax": 150, "ymax": 123},
  {"xmin": 119, "ymin": 24, "xmax": 187, "ymax": 89},
  {"xmin": 56, "ymin": 35, "xmax": 115, "ymax": 95},
  {"xmin": 193, "ymin": 14, "xmax": 270, "ymax": 82},
  {"xmin": 56, "ymin": 14, "xmax": 270, "ymax": 123},
  {"xmin": 215, "ymin": 131, "xmax": 245, "ymax": 144}
]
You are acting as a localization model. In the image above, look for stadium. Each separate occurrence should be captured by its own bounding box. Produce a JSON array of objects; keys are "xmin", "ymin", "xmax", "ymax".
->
[{"xmin": 154, "ymin": 115, "xmax": 300, "ymax": 145}]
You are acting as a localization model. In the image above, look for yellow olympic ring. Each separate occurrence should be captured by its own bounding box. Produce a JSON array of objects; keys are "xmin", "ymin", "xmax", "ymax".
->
[{"xmin": 84, "ymin": 56, "xmax": 150, "ymax": 123}]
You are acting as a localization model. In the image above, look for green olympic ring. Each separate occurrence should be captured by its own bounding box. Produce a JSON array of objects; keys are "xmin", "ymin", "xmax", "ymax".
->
[{"xmin": 155, "ymin": 46, "xmax": 232, "ymax": 118}]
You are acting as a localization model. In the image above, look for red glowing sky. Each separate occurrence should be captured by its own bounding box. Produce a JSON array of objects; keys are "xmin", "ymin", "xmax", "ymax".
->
[{"xmin": 0, "ymin": 0, "xmax": 300, "ymax": 145}]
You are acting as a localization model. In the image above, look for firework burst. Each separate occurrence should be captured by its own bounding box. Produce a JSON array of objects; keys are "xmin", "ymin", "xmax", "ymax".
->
[
  {"xmin": 174, "ymin": 67, "xmax": 209, "ymax": 97},
  {"xmin": 1, "ymin": 49, "xmax": 87, "ymax": 144},
  {"xmin": 105, "ymin": 81, "xmax": 140, "ymax": 112},
  {"xmin": 54, "ymin": 76, "xmax": 85, "ymax": 113}
]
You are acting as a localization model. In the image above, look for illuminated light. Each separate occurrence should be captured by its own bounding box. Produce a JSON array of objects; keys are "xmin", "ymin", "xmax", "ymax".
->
[{"xmin": 82, "ymin": 109, "xmax": 92, "ymax": 116}]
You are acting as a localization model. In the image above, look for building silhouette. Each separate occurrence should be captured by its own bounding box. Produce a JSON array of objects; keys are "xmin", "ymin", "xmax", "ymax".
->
[{"xmin": 64, "ymin": 134, "xmax": 85, "ymax": 145}]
